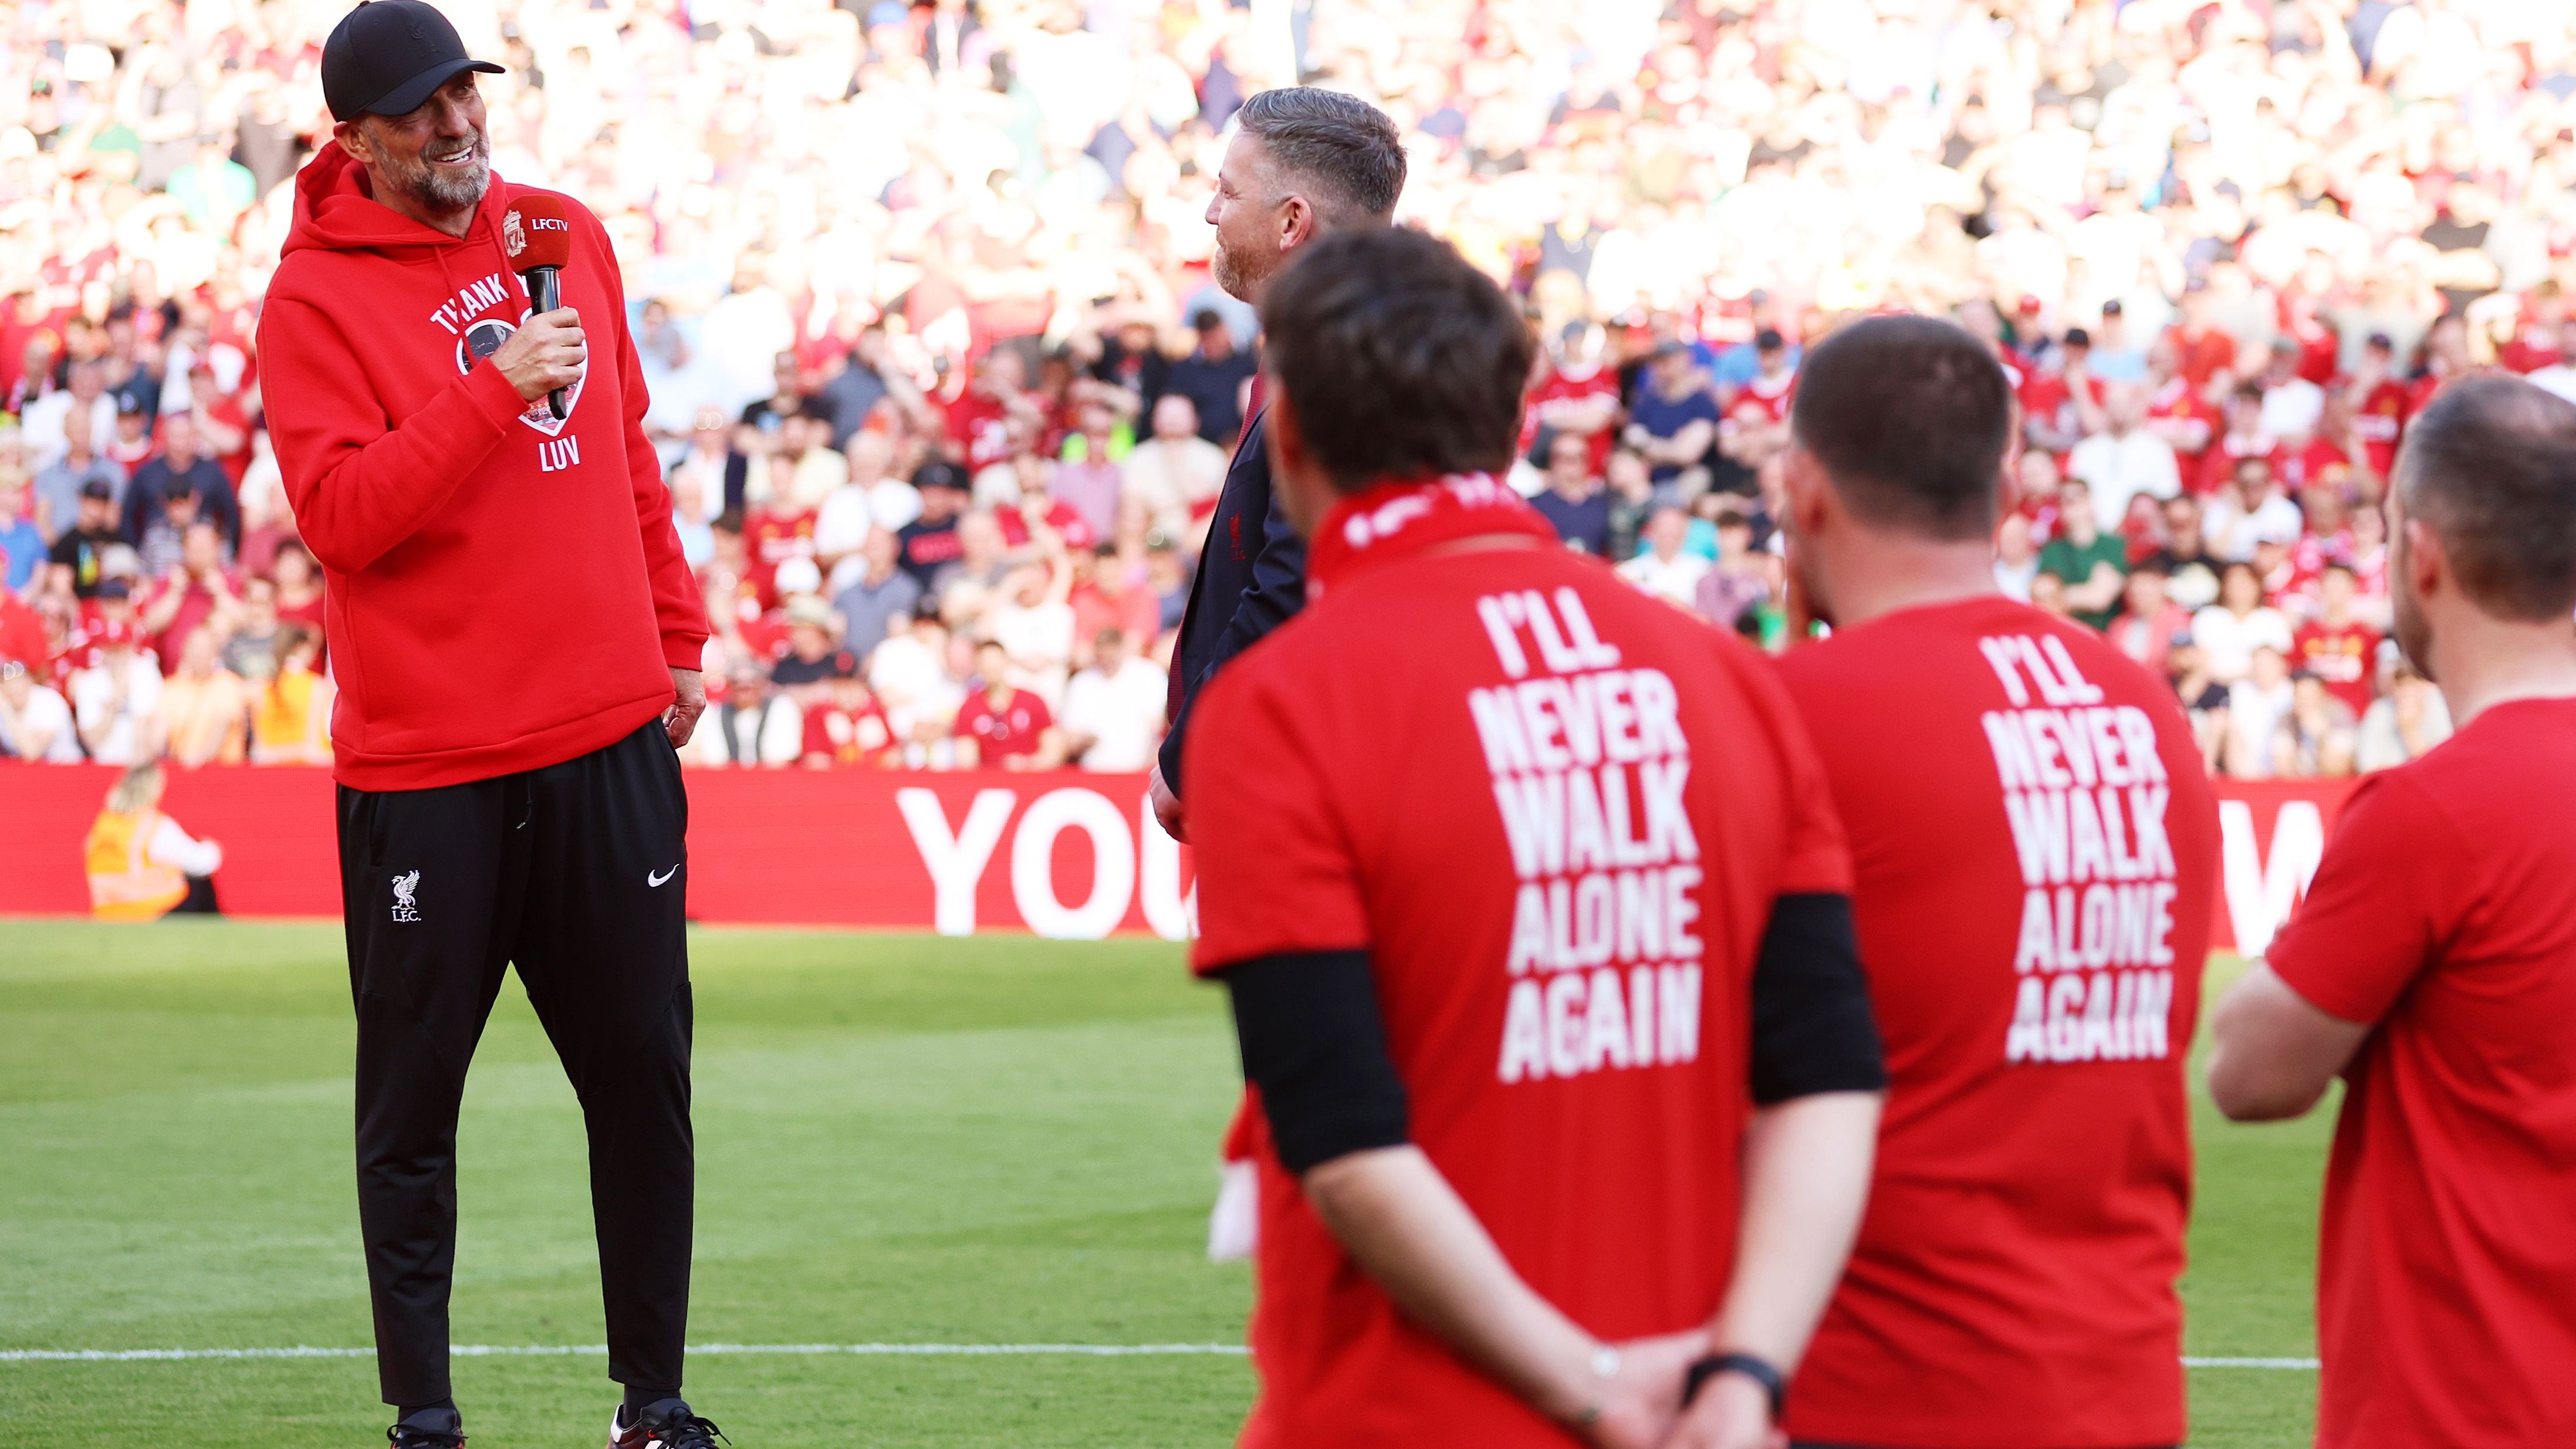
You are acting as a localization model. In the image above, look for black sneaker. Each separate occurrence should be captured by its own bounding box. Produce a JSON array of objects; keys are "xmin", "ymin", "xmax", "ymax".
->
[
  {"xmin": 387, "ymin": 1425, "xmax": 464, "ymax": 1449},
  {"xmin": 608, "ymin": 1399, "xmax": 727, "ymax": 1449}
]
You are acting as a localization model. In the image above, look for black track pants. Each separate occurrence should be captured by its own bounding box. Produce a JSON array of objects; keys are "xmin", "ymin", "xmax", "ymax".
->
[{"xmin": 338, "ymin": 721, "xmax": 692, "ymax": 1408}]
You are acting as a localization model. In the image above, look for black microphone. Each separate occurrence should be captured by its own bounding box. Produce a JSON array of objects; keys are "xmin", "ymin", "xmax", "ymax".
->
[{"xmin": 503, "ymin": 194, "xmax": 576, "ymax": 421}]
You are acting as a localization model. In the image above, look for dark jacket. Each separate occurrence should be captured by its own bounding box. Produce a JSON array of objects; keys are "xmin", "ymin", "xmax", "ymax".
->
[{"xmin": 1158, "ymin": 409, "xmax": 1304, "ymax": 791}]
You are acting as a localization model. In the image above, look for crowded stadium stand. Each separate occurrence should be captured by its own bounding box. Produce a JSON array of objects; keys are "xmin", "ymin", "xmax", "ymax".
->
[{"xmin": 3, "ymin": 0, "xmax": 2565, "ymax": 786}]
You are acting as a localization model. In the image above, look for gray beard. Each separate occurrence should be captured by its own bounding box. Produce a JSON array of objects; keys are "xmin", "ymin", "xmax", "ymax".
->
[{"xmin": 384, "ymin": 132, "xmax": 491, "ymax": 214}]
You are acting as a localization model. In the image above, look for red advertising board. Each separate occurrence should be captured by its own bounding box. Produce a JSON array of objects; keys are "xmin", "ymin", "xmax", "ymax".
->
[
  {"xmin": 0, "ymin": 765, "xmax": 1195, "ymax": 937},
  {"xmin": 0, "ymin": 764, "xmax": 2349, "ymax": 952}
]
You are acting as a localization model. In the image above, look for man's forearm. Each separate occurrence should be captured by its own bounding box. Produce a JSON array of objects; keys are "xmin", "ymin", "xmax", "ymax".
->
[
  {"xmin": 262, "ymin": 299, "xmax": 530, "ymax": 576},
  {"xmin": 2208, "ymin": 964, "xmax": 2369, "ymax": 1120},
  {"xmin": 1304, "ymin": 1146, "xmax": 1601, "ymax": 1423},
  {"xmin": 1705, "ymin": 1091, "xmax": 1879, "ymax": 1367}
]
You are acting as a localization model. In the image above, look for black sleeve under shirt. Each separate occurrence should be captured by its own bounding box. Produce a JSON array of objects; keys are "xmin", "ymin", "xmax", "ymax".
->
[
  {"xmin": 1222, "ymin": 896, "xmax": 1882, "ymax": 1171},
  {"xmin": 1219, "ymin": 949, "xmax": 1409, "ymax": 1175},
  {"xmin": 1750, "ymin": 893, "xmax": 1888, "ymax": 1105}
]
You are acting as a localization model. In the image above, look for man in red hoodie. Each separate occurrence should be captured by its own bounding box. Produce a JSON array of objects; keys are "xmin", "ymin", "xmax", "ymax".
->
[{"xmin": 256, "ymin": 7, "xmax": 715, "ymax": 1448}]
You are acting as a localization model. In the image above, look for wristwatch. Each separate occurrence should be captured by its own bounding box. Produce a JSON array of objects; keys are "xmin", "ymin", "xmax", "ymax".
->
[
  {"xmin": 1683, "ymin": 1350, "xmax": 1786, "ymax": 1418},
  {"xmin": 1573, "ymin": 1342, "xmax": 1622, "ymax": 1427}
]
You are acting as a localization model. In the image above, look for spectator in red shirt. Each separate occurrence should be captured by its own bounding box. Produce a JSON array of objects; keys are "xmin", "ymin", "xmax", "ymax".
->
[
  {"xmin": 798, "ymin": 664, "xmax": 899, "ymax": 769},
  {"xmin": 2161, "ymin": 280, "xmax": 2237, "ymax": 390},
  {"xmin": 2020, "ymin": 326, "xmax": 2105, "ymax": 455},
  {"xmin": 137, "ymin": 520, "xmax": 241, "ymax": 668},
  {"xmin": 1523, "ymin": 321, "xmax": 1622, "ymax": 475},
  {"xmin": 2347, "ymin": 332, "xmax": 2411, "ymax": 480},
  {"xmin": 2494, "ymin": 280, "xmax": 2567, "ymax": 374},
  {"xmin": 0, "ymin": 580, "xmax": 49, "ymax": 671},
  {"xmin": 2140, "ymin": 335, "xmax": 2216, "ymax": 475},
  {"xmin": 952, "ymin": 638, "xmax": 1057, "ymax": 769},
  {"xmin": 2212, "ymin": 377, "xmax": 2576, "ymax": 1449},
  {"xmin": 2197, "ymin": 383, "xmax": 2271, "ymax": 495},
  {"xmin": 271, "ymin": 539, "xmax": 327, "ymax": 638},
  {"xmin": 2291, "ymin": 565, "xmax": 2382, "ymax": 717},
  {"xmin": 1192, "ymin": 225, "xmax": 1882, "ymax": 1449},
  {"xmin": 1066, "ymin": 543, "xmax": 1161, "ymax": 670},
  {"xmin": 2007, "ymin": 448, "xmax": 2062, "ymax": 544},
  {"xmin": 103, "ymin": 400, "xmax": 158, "ymax": 475},
  {"xmin": 943, "ymin": 348, "xmax": 1045, "ymax": 474},
  {"xmin": 741, "ymin": 481, "xmax": 818, "ymax": 610},
  {"xmin": 2405, "ymin": 313, "xmax": 2470, "ymax": 417},
  {"xmin": 2268, "ymin": 427, "xmax": 2349, "ymax": 495}
]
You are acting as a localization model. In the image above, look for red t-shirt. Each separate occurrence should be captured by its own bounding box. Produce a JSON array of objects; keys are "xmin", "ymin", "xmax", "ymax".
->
[
  {"xmin": 995, "ymin": 498, "xmax": 1099, "ymax": 552},
  {"xmin": 2292, "ymin": 619, "xmax": 2379, "ymax": 716},
  {"xmin": 2020, "ymin": 369, "xmax": 2102, "ymax": 439},
  {"xmin": 1521, "ymin": 363, "xmax": 1622, "ymax": 472},
  {"xmin": 1070, "ymin": 581, "xmax": 1162, "ymax": 654},
  {"xmin": 2196, "ymin": 431, "xmax": 2271, "ymax": 496},
  {"xmin": 2494, "ymin": 314, "xmax": 2561, "ymax": 374},
  {"xmin": 2162, "ymin": 325, "xmax": 2239, "ymax": 389},
  {"xmin": 1187, "ymin": 478, "xmax": 1851, "ymax": 1449},
  {"xmin": 2270, "ymin": 437, "xmax": 2351, "ymax": 494},
  {"xmin": 942, "ymin": 390, "xmax": 1016, "ymax": 472},
  {"xmin": 2267, "ymin": 698, "xmax": 2576, "ymax": 1449},
  {"xmin": 801, "ymin": 697, "xmax": 898, "ymax": 766},
  {"xmin": 2283, "ymin": 312, "xmax": 2341, "ymax": 384},
  {"xmin": 742, "ymin": 506, "xmax": 816, "ymax": 609},
  {"xmin": 141, "ymin": 570, "xmax": 244, "ymax": 672},
  {"xmin": 0, "ymin": 592, "xmax": 47, "ymax": 672},
  {"xmin": 2350, "ymin": 379, "xmax": 2411, "ymax": 478},
  {"xmin": 1774, "ymin": 595, "xmax": 2221, "ymax": 1449},
  {"xmin": 956, "ymin": 685, "xmax": 1052, "ymax": 759},
  {"xmin": 2143, "ymin": 376, "xmax": 2218, "ymax": 467},
  {"xmin": 2405, "ymin": 371, "xmax": 2453, "ymax": 418},
  {"xmin": 1732, "ymin": 366, "xmax": 1797, "ymax": 423}
]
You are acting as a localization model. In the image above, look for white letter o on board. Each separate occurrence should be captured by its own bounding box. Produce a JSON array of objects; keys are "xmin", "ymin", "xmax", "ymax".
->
[{"xmin": 1011, "ymin": 788, "xmax": 1137, "ymax": 939}]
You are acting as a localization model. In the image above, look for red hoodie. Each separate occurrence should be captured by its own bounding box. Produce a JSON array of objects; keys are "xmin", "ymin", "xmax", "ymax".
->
[{"xmin": 260, "ymin": 148, "xmax": 705, "ymax": 789}]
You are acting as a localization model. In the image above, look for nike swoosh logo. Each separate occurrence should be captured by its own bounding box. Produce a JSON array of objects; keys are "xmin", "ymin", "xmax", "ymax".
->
[{"xmin": 647, "ymin": 866, "xmax": 678, "ymax": 887}]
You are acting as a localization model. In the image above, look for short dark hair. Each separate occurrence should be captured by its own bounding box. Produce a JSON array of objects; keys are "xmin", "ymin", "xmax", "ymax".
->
[
  {"xmin": 1235, "ymin": 87, "xmax": 1407, "ymax": 223},
  {"xmin": 2396, "ymin": 375, "xmax": 2576, "ymax": 620},
  {"xmin": 1789, "ymin": 315, "xmax": 2013, "ymax": 542},
  {"xmin": 1259, "ymin": 229, "xmax": 1532, "ymax": 493}
]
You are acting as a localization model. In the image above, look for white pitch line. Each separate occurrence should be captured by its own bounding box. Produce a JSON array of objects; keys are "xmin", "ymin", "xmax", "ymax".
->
[
  {"xmin": 0, "ymin": 1343, "xmax": 1250, "ymax": 1364},
  {"xmin": 2, "ymin": 1345, "xmax": 2319, "ymax": 1368}
]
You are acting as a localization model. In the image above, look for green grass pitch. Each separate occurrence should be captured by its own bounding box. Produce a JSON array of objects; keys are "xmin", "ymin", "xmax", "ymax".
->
[{"xmin": 2, "ymin": 921, "xmax": 2326, "ymax": 1446}]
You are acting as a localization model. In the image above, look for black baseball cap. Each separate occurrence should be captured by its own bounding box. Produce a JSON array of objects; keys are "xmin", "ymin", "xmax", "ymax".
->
[{"xmin": 322, "ymin": 1, "xmax": 503, "ymax": 123}]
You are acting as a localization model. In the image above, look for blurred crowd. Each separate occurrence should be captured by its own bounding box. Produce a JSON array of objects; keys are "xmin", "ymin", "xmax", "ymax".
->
[{"xmin": 7, "ymin": 0, "xmax": 2570, "ymax": 779}]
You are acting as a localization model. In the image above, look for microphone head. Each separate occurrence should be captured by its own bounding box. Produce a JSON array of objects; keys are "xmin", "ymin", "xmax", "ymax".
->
[{"xmin": 502, "ymin": 192, "xmax": 574, "ymax": 272}]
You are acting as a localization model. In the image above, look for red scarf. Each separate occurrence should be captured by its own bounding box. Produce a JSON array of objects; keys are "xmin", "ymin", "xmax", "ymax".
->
[{"xmin": 1306, "ymin": 473, "xmax": 1562, "ymax": 599}]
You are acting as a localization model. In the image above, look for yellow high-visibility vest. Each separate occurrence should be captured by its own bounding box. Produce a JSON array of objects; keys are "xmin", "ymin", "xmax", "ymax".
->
[{"xmin": 86, "ymin": 807, "xmax": 188, "ymax": 921}]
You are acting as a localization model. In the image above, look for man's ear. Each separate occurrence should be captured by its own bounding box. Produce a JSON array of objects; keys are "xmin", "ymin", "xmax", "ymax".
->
[
  {"xmin": 1781, "ymin": 441, "xmax": 1835, "ymax": 539},
  {"xmin": 2401, "ymin": 516, "xmax": 2447, "ymax": 604},
  {"xmin": 1277, "ymin": 194, "xmax": 1319, "ymax": 256},
  {"xmin": 332, "ymin": 119, "xmax": 373, "ymax": 165}
]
